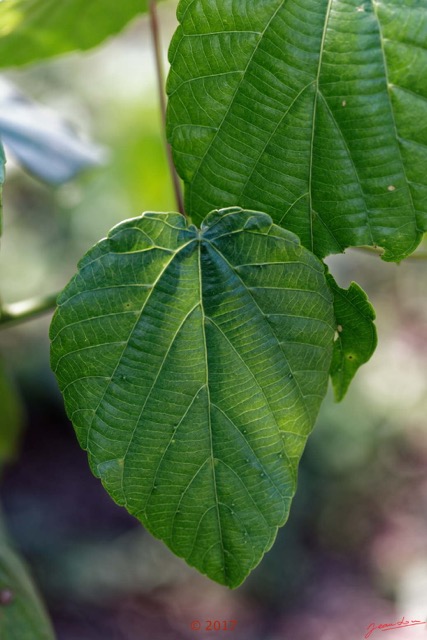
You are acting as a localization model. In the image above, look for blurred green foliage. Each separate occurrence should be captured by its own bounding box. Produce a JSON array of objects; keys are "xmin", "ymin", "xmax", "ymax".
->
[
  {"xmin": 0, "ymin": 514, "xmax": 54, "ymax": 640},
  {"xmin": 0, "ymin": 0, "xmax": 154, "ymax": 68},
  {"xmin": 0, "ymin": 5, "xmax": 176, "ymax": 303},
  {"xmin": 0, "ymin": 362, "xmax": 23, "ymax": 468}
]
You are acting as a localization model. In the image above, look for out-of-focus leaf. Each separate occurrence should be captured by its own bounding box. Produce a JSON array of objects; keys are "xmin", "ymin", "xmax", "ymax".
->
[
  {"xmin": 0, "ymin": 362, "xmax": 24, "ymax": 466},
  {"xmin": 0, "ymin": 140, "xmax": 5, "ymax": 236},
  {"xmin": 0, "ymin": 79, "xmax": 106, "ymax": 184},
  {"xmin": 168, "ymin": 0, "xmax": 427, "ymax": 262},
  {"xmin": 0, "ymin": 0, "xmax": 151, "ymax": 68},
  {"xmin": 50, "ymin": 207, "xmax": 335, "ymax": 587},
  {"xmin": 0, "ymin": 520, "xmax": 55, "ymax": 640},
  {"xmin": 327, "ymin": 273, "xmax": 377, "ymax": 402}
]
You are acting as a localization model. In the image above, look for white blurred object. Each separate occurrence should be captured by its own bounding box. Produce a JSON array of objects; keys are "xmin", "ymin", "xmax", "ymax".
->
[
  {"xmin": 0, "ymin": 77, "xmax": 107, "ymax": 184},
  {"xmin": 395, "ymin": 560, "xmax": 427, "ymax": 638}
]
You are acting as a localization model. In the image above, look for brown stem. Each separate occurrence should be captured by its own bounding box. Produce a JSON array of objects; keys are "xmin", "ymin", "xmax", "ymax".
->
[{"xmin": 149, "ymin": 0, "xmax": 186, "ymax": 217}]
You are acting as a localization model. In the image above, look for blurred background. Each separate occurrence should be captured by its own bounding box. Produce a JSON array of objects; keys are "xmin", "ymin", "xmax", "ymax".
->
[{"xmin": 1, "ymin": 1, "xmax": 427, "ymax": 638}]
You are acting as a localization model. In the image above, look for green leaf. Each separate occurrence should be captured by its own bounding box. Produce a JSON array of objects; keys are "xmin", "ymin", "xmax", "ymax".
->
[
  {"xmin": 327, "ymin": 274, "xmax": 377, "ymax": 402},
  {"xmin": 167, "ymin": 0, "xmax": 427, "ymax": 262},
  {"xmin": 0, "ymin": 141, "xmax": 5, "ymax": 237},
  {"xmin": 0, "ymin": 362, "xmax": 24, "ymax": 467},
  {"xmin": 50, "ymin": 207, "xmax": 335, "ymax": 587},
  {"xmin": 0, "ymin": 0, "xmax": 150, "ymax": 68},
  {"xmin": 0, "ymin": 523, "xmax": 55, "ymax": 640}
]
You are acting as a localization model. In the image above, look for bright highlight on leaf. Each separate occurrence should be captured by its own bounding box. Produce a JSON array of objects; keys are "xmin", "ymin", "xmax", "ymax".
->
[
  {"xmin": 327, "ymin": 274, "xmax": 377, "ymax": 402},
  {"xmin": 50, "ymin": 207, "xmax": 335, "ymax": 587},
  {"xmin": 167, "ymin": 0, "xmax": 427, "ymax": 262},
  {"xmin": 0, "ymin": 0, "xmax": 150, "ymax": 68}
]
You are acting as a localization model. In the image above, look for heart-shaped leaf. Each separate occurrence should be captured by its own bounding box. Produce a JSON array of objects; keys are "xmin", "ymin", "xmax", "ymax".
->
[
  {"xmin": 50, "ymin": 207, "xmax": 335, "ymax": 586},
  {"xmin": 167, "ymin": 0, "xmax": 427, "ymax": 262},
  {"xmin": 0, "ymin": 0, "xmax": 151, "ymax": 68}
]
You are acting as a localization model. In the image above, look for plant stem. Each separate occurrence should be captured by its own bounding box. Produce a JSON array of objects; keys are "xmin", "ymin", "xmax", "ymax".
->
[
  {"xmin": 0, "ymin": 292, "xmax": 59, "ymax": 329},
  {"xmin": 149, "ymin": 0, "xmax": 186, "ymax": 217}
]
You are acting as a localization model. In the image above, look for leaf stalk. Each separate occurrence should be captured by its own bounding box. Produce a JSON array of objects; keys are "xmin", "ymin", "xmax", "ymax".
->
[
  {"xmin": 148, "ymin": 0, "xmax": 186, "ymax": 217},
  {"xmin": 0, "ymin": 292, "xmax": 59, "ymax": 329}
]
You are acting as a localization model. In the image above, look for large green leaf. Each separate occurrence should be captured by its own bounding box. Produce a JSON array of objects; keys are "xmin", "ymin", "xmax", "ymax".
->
[
  {"xmin": 167, "ymin": 0, "xmax": 427, "ymax": 262},
  {"xmin": 50, "ymin": 207, "xmax": 335, "ymax": 587},
  {"xmin": 327, "ymin": 274, "xmax": 377, "ymax": 401},
  {"xmin": 0, "ymin": 0, "xmax": 150, "ymax": 68},
  {"xmin": 0, "ymin": 521, "xmax": 55, "ymax": 640}
]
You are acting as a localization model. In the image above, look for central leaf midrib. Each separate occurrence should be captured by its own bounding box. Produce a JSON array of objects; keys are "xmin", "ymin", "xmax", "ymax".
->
[{"xmin": 198, "ymin": 238, "xmax": 226, "ymax": 581}]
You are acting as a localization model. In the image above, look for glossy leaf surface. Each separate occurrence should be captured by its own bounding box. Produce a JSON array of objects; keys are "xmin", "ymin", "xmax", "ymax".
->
[
  {"xmin": 167, "ymin": 0, "xmax": 427, "ymax": 262},
  {"xmin": 50, "ymin": 207, "xmax": 335, "ymax": 586}
]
